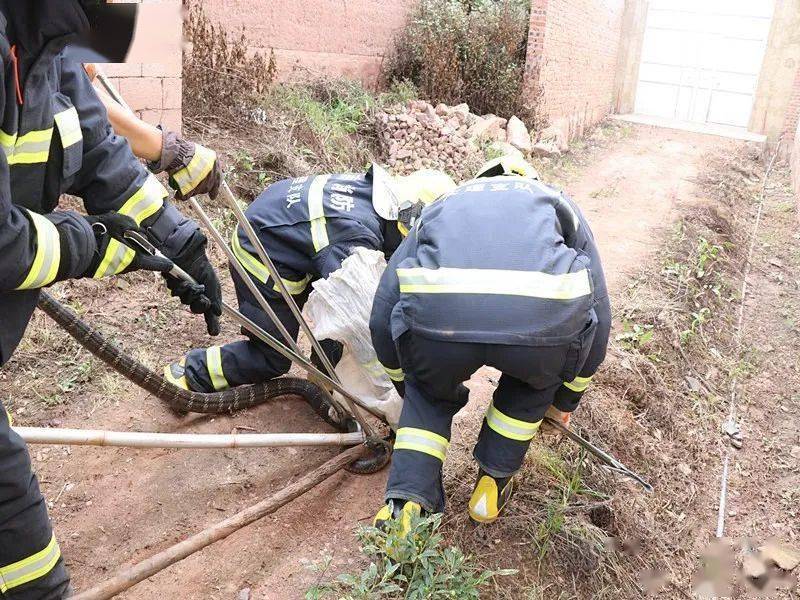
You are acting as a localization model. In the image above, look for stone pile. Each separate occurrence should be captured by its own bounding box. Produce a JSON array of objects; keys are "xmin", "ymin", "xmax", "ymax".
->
[{"xmin": 377, "ymin": 100, "xmax": 535, "ymax": 175}]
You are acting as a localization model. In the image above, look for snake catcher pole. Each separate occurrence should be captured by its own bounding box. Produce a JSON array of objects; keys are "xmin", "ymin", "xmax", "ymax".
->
[{"xmin": 72, "ymin": 444, "xmax": 366, "ymax": 600}]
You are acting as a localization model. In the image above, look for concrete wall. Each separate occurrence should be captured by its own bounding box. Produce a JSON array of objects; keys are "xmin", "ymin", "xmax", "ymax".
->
[
  {"xmin": 102, "ymin": 1, "xmax": 183, "ymax": 132},
  {"xmin": 204, "ymin": 0, "xmax": 418, "ymax": 86},
  {"xmin": 524, "ymin": 0, "xmax": 626, "ymax": 139},
  {"xmin": 783, "ymin": 64, "xmax": 800, "ymax": 146},
  {"xmin": 614, "ymin": 0, "xmax": 648, "ymax": 114},
  {"xmin": 749, "ymin": 0, "xmax": 800, "ymax": 141}
]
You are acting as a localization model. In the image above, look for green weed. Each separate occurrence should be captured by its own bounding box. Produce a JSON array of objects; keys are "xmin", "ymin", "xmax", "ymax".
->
[
  {"xmin": 615, "ymin": 320, "xmax": 654, "ymax": 350},
  {"xmin": 307, "ymin": 514, "xmax": 515, "ymax": 599}
]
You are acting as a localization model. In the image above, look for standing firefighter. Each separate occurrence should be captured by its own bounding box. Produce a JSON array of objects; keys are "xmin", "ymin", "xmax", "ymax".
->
[
  {"xmin": 0, "ymin": 2, "xmax": 222, "ymax": 597},
  {"xmin": 370, "ymin": 156, "xmax": 612, "ymax": 528},
  {"xmin": 165, "ymin": 165, "xmax": 456, "ymax": 418}
]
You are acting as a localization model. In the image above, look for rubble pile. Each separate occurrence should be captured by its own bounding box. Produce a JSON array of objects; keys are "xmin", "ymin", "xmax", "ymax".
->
[{"xmin": 377, "ymin": 100, "xmax": 535, "ymax": 175}]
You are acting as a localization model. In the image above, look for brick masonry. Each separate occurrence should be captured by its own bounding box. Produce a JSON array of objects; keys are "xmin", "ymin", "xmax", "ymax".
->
[
  {"xmin": 793, "ymin": 119, "xmax": 800, "ymax": 207},
  {"xmin": 783, "ymin": 65, "xmax": 800, "ymax": 145},
  {"xmin": 204, "ymin": 0, "xmax": 418, "ymax": 86},
  {"xmin": 523, "ymin": 0, "xmax": 625, "ymax": 139},
  {"xmin": 101, "ymin": 0, "xmax": 183, "ymax": 132}
]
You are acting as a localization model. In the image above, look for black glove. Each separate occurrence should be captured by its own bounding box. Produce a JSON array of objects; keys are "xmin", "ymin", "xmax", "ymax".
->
[
  {"xmin": 84, "ymin": 213, "xmax": 173, "ymax": 277},
  {"xmin": 164, "ymin": 231, "xmax": 222, "ymax": 336}
]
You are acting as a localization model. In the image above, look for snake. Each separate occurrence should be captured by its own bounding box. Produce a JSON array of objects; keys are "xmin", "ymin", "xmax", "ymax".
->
[{"xmin": 36, "ymin": 291, "xmax": 391, "ymax": 473}]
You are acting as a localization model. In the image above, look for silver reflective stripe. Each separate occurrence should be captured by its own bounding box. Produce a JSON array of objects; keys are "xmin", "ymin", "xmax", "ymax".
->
[
  {"xmin": 15, "ymin": 211, "xmax": 61, "ymax": 290},
  {"xmin": 394, "ymin": 427, "xmax": 448, "ymax": 461},
  {"xmin": 397, "ymin": 267, "xmax": 591, "ymax": 300},
  {"xmin": 54, "ymin": 106, "xmax": 82, "ymax": 148},
  {"xmin": 206, "ymin": 346, "xmax": 229, "ymax": 391},
  {"xmin": 0, "ymin": 533, "xmax": 61, "ymax": 593},
  {"xmin": 172, "ymin": 144, "xmax": 216, "ymax": 195},
  {"xmin": 485, "ymin": 402, "xmax": 540, "ymax": 441},
  {"xmin": 308, "ymin": 175, "xmax": 330, "ymax": 252}
]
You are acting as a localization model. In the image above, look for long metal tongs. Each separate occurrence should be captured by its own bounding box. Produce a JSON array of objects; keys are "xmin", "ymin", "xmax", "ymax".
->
[
  {"xmin": 96, "ymin": 68, "xmax": 377, "ymax": 438},
  {"xmin": 543, "ymin": 416, "xmax": 653, "ymax": 493}
]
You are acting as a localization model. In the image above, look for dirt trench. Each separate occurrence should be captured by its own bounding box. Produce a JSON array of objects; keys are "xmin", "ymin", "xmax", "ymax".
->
[{"xmin": 4, "ymin": 124, "xmax": 745, "ymax": 598}]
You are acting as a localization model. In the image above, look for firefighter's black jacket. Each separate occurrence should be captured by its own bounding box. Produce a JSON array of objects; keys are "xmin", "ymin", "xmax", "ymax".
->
[{"xmin": 0, "ymin": 1, "xmax": 197, "ymax": 365}]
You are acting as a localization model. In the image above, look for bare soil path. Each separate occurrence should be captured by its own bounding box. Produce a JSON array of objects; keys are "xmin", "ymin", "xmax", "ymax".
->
[{"xmin": 3, "ymin": 124, "xmax": 736, "ymax": 599}]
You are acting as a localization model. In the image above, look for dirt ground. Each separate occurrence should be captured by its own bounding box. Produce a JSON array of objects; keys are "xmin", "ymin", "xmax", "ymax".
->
[{"xmin": 5, "ymin": 123, "xmax": 794, "ymax": 599}]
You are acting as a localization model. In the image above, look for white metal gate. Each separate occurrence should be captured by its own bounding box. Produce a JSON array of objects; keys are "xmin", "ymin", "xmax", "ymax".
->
[{"xmin": 634, "ymin": 0, "xmax": 775, "ymax": 128}]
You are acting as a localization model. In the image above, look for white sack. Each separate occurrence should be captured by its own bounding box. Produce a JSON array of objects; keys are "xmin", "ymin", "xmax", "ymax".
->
[{"xmin": 303, "ymin": 247, "xmax": 403, "ymax": 429}]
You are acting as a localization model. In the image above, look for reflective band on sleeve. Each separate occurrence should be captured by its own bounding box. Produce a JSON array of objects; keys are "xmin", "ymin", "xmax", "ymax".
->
[
  {"xmin": 381, "ymin": 362, "xmax": 405, "ymax": 382},
  {"xmin": 16, "ymin": 211, "xmax": 61, "ymax": 290},
  {"xmin": 485, "ymin": 402, "xmax": 541, "ymax": 441},
  {"xmin": 397, "ymin": 267, "xmax": 591, "ymax": 300},
  {"xmin": 1, "ymin": 128, "xmax": 54, "ymax": 165},
  {"xmin": 231, "ymin": 230, "xmax": 311, "ymax": 294},
  {"xmin": 394, "ymin": 427, "xmax": 448, "ymax": 461},
  {"xmin": 361, "ymin": 358, "xmax": 386, "ymax": 379},
  {"xmin": 308, "ymin": 175, "xmax": 330, "ymax": 252},
  {"xmin": 563, "ymin": 375, "xmax": 592, "ymax": 393},
  {"xmin": 0, "ymin": 533, "xmax": 61, "ymax": 593},
  {"xmin": 93, "ymin": 175, "xmax": 167, "ymax": 278},
  {"xmin": 206, "ymin": 346, "xmax": 229, "ymax": 391},
  {"xmin": 171, "ymin": 144, "xmax": 216, "ymax": 196},
  {"xmin": 54, "ymin": 106, "xmax": 82, "ymax": 148}
]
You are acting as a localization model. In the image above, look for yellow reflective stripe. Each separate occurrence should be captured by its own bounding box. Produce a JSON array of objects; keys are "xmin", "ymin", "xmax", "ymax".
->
[
  {"xmin": 54, "ymin": 106, "xmax": 82, "ymax": 148},
  {"xmin": 0, "ymin": 533, "xmax": 61, "ymax": 593},
  {"xmin": 397, "ymin": 267, "xmax": 591, "ymax": 300},
  {"xmin": 563, "ymin": 375, "xmax": 592, "ymax": 393},
  {"xmin": 381, "ymin": 362, "xmax": 405, "ymax": 382},
  {"xmin": 231, "ymin": 230, "xmax": 311, "ymax": 293},
  {"xmin": 485, "ymin": 402, "xmax": 541, "ymax": 441},
  {"xmin": 15, "ymin": 211, "xmax": 61, "ymax": 290},
  {"xmin": 394, "ymin": 427, "xmax": 448, "ymax": 461},
  {"xmin": 171, "ymin": 144, "xmax": 216, "ymax": 196},
  {"xmin": 3, "ymin": 128, "xmax": 54, "ymax": 165},
  {"xmin": 163, "ymin": 364, "xmax": 189, "ymax": 390},
  {"xmin": 93, "ymin": 175, "xmax": 166, "ymax": 278},
  {"xmin": 308, "ymin": 175, "xmax": 330, "ymax": 252},
  {"xmin": 206, "ymin": 346, "xmax": 229, "ymax": 391}
]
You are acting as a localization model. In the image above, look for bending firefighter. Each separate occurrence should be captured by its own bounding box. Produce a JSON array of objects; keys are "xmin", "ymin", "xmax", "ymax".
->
[
  {"xmin": 165, "ymin": 165, "xmax": 456, "ymax": 422},
  {"xmin": 0, "ymin": 3, "xmax": 222, "ymax": 598},
  {"xmin": 370, "ymin": 156, "xmax": 612, "ymax": 528}
]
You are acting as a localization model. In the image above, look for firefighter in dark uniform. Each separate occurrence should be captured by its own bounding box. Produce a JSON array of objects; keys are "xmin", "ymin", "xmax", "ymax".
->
[
  {"xmin": 370, "ymin": 155, "xmax": 612, "ymax": 529},
  {"xmin": 165, "ymin": 165, "xmax": 456, "ymax": 397},
  {"xmin": 0, "ymin": 2, "xmax": 222, "ymax": 597}
]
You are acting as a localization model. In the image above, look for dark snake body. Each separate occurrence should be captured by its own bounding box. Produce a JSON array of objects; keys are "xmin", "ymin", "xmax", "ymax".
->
[
  {"xmin": 36, "ymin": 291, "xmax": 392, "ymax": 474},
  {"xmin": 36, "ymin": 291, "xmax": 330, "ymax": 415}
]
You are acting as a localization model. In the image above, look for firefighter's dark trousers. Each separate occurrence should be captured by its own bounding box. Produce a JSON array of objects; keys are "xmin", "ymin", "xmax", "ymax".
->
[
  {"xmin": 182, "ymin": 268, "xmax": 341, "ymax": 392},
  {"xmin": 0, "ymin": 405, "xmax": 71, "ymax": 599},
  {"xmin": 385, "ymin": 333, "xmax": 569, "ymax": 514}
]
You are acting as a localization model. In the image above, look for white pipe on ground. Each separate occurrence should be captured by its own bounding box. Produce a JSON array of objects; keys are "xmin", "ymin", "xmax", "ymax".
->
[{"xmin": 14, "ymin": 427, "xmax": 365, "ymax": 449}]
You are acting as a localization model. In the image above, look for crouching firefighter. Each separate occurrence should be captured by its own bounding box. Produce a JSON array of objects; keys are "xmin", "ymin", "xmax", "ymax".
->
[
  {"xmin": 370, "ymin": 155, "xmax": 612, "ymax": 530},
  {"xmin": 0, "ymin": 2, "xmax": 222, "ymax": 597},
  {"xmin": 165, "ymin": 165, "xmax": 456, "ymax": 419}
]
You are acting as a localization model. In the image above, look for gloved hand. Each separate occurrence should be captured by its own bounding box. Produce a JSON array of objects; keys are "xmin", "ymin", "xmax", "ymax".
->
[
  {"xmin": 150, "ymin": 129, "xmax": 222, "ymax": 200},
  {"xmin": 84, "ymin": 213, "xmax": 173, "ymax": 277},
  {"xmin": 164, "ymin": 231, "xmax": 222, "ymax": 336},
  {"xmin": 540, "ymin": 404, "xmax": 573, "ymax": 442}
]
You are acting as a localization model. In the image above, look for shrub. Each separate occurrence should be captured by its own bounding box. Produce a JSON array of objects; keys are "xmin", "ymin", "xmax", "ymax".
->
[
  {"xmin": 306, "ymin": 513, "xmax": 515, "ymax": 599},
  {"xmin": 182, "ymin": 0, "xmax": 276, "ymax": 124},
  {"xmin": 384, "ymin": 0, "xmax": 531, "ymax": 118}
]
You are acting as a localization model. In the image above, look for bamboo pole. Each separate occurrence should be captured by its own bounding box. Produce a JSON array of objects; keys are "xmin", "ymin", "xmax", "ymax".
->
[
  {"xmin": 15, "ymin": 427, "xmax": 365, "ymax": 449},
  {"xmin": 72, "ymin": 444, "xmax": 366, "ymax": 600}
]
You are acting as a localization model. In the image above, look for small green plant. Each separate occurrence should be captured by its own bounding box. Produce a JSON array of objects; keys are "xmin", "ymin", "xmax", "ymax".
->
[
  {"xmin": 680, "ymin": 307, "xmax": 711, "ymax": 345},
  {"xmin": 694, "ymin": 237, "xmax": 723, "ymax": 279},
  {"xmin": 615, "ymin": 321, "xmax": 654, "ymax": 350},
  {"xmin": 307, "ymin": 514, "xmax": 515, "ymax": 599}
]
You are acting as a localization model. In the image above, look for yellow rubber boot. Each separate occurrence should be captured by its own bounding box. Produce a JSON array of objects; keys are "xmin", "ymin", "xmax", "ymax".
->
[
  {"xmin": 468, "ymin": 471, "xmax": 514, "ymax": 524},
  {"xmin": 374, "ymin": 499, "xmax": 422, "ymax": 537},
  {"xmin": 163, "ymin": 358, "xmax": 190, "ymax": 391}
]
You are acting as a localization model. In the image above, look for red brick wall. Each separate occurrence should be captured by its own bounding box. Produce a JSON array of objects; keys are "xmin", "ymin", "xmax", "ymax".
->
[
  {"xmin": 784, "ymin": 65, "xmax": 800, "ymax": 146},
  {"xmin": 524, "ymin": 0, "xmax": 625, "ymax": 138},
  {"xmin": 204, "ymin": 0, "xmax": 418, "ymax": 86},
  {"xmin": 102, "ymin": 62, "xmax": 182, "ymax": 133}
]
